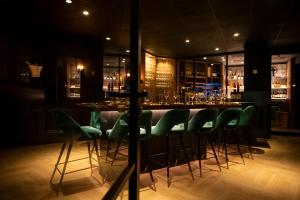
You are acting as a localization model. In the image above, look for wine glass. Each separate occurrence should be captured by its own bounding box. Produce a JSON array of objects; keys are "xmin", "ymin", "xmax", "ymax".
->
[
  {"xmin": 190, "ymin": 92, "xmax": 195, "ymax": 105},
  {"xmin": 164, "ymin": 90, "xmax": 169, "ymax": 104},
  {"xmin": 173, "ymin": 92, "xmax": 180, "ymax": 104}
]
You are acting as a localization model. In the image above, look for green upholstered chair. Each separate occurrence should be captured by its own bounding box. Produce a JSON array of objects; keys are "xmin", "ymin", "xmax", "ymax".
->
[
  {"xmin": 105, "ymin": 110, "xmax": 155, "ymax": 187},
  {"xmin": 151, "ymin": 109, "xmax": 193, "ymax": 187},
  {"xmin": 138, "ymin": 110, "xmax": 155, "ymax": 187},
  {"xmin": 82, "ymin": 111, "xmax": 102, "ymax": 157},
  {"xmin": 50, "ymin": 110, "xmax": 102, "ymax": 195},
  {"xmin": 105, "ymin": 112, "xmax": 129, "ymax": 165},
  {"xmin": 215, "ymin": 108, "xmax": 243, "ymax": 169},
  {"xmin": 187, "ymin": 108, "xmax": 221, "ymax": 176},
  {"xmin": 89, "ymin": 111, "xmax": 101, "ymax": 130},
  {"xmin": 239, "ymin": 105, "xmax": 256, "ymax": 159}
]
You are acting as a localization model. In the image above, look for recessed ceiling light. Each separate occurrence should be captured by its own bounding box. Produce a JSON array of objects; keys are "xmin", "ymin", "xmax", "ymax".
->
[
  {"xmin": 203, "ymin": 57, "xmax": 207, "ymax": 60},
  {"xmin": 82, "ymin": 10, "xmax": 89, "ymax": 16},
  {"xmin": 126, "ymin": 49, "xmax": 130, "ymax": 53},
  {"xmin": 65, "ymin": 0, "xmax": 72, "ymax": 4},
  {"xmin": 214, "ymin": 47, "xmax": 220, "ymax": 51},
  {"xmin": 233, "ymin": 32, "xmax": 240, "ymax": 37},
  {"xmin": 105, "ymin": 37, "xmax": 111, "ymax": 41},
  {"xmin": 185, "ymin": 39, "xmax": 190, "ymax": 44}
]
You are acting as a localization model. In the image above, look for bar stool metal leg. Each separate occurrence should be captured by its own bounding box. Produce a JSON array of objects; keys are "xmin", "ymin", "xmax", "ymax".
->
[
  {"xmin": 234, "ymin": 131, "xmax": 245, "ymax": 165},
  {"xmin": 207, "ymin": 133, "xmax": 221, "ymax": 172},
  {"xmin": 196, "ymin": 134, "xmax": 202, "ymax": 177},
  {"xmin": 106, "ymin": 139, "xmax": 111, "ymax": 162},
  {"xmin": 50, "ymin": 142, "xmax": 66, "ymax": 185},
  {"xmin": 57, "ymin": 142, "xmax": 73, "ymax": 196},
  {"xmin": 141, "ymin": 140, "xmax": 156, "ymax": 191},
  {"xmin": 179, "ymin": 136, "xmax": 194, "ymax": 181},
  {"xmin": 87, "ymin": 142, "xmax": 93, "ymax": 174},
  {"xmin": 166, "ymin": 135, "xmax": 170, "ymax": 187},
  {"xmin": 111, "ymin": 139, "xmax": 122, "ymax": 166},
  {"xmin": 224, "ymin": 131, "xmax": 229, "ymax": 169}
]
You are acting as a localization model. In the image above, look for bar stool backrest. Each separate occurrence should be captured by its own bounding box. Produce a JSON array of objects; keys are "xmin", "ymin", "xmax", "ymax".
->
[
  {"xmin": 239, "ymin": 105, "xmax": 255, "ymax": 127},
  {"xmin": 139, "ymin": 110, "xmax": 153, "ymax": 138},
  {"xmin": 90, "ymin": 111, "xmax": 101, "ymax": 129},
  {"xmin": 187, "ymin": 108, "xmax": 219, "ymax": 133},
  {"xmin": 107, "ymin": 112, "xmax": 129, "ymax": 141},
  {"xmin": 51, "ymin": 110, "xmax": 91, "ymax": 141},
  {"xmin": 152, "ymin": 109, "xmax": 190, "ymax": 136},
  {"xmin": 215, "ymin": 108, "xmax": 242, "ymax": 129}
]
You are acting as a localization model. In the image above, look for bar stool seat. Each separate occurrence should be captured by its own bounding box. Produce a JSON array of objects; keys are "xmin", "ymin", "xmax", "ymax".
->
[{"xmin": 81, "ymin": 126, "xmax": 102, "ymax": 137}]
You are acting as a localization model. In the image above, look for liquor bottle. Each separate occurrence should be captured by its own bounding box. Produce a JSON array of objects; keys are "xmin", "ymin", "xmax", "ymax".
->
[{"xmin": 233, "ymin": 82, "xmax": 237, "ymax": 93}]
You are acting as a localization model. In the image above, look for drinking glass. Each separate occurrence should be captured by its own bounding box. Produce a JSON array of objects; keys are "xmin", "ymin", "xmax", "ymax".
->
[
  {"xmin": 164, "ymin": 90, "xmax": 169, "ymax": 104},
  {"xmin": 173, "ymin": 92, "xmax": 180, "ymax": 104},
  {"xmin": 190, "ymin": 92, "xmax": 195, "ymax": 105}
]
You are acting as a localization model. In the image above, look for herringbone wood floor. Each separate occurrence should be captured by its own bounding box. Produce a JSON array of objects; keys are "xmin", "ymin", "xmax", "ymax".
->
[{"xmin": 0, "ymin": 135, "xmax": 299, "ymax": 200}]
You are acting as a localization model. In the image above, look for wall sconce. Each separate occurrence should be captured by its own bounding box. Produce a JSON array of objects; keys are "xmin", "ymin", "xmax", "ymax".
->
[{"xmin": 77, "ymin": 64, "xmax": 84, "ymax": 72}]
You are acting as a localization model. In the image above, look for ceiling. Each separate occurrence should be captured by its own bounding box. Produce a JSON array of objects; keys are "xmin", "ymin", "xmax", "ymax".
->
[{"xmin": 1, "ymin": 0, "xmax": 300, "ymax": 57}]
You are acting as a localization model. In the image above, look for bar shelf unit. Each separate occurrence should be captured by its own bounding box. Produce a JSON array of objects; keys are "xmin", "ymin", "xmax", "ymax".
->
[{"xmin": 177, "ymin": 60, "xmax": 223, "ymax": 92}]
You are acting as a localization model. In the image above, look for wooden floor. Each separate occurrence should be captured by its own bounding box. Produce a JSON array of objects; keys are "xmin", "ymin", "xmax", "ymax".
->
[{"xmin": 0, "ymin": 135, "xmax": 300, "ymax": 200}]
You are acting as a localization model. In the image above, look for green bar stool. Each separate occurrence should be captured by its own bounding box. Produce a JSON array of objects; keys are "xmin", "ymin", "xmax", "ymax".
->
[
  {"xmin": 151, "ymin": 109, "xmax": 193, "ymax": 187},
  {"xmin": 82, "ymin": 111, "xmax": 102, "ymax": 170},
  {"xmin": 105, "ymin": 110, "xmax": 155, "ymax": 188},
  {"xmin": 187, "ymin": 108, "xmax": 221, "ymax": 177},
  {"xmin": 50, "ymin": 110, "xmax": 102, "ymax": 196},
  {"xmin": 238, "ymin": 105, "xmax": 256, "ymax": 159},
  {"xmin": 139, "ymin": 110, "xmax": 155, "ymax": 189},
  {"xmin": 105, "ymin": 112, "xmax": 129, "ymax": 165},
  {"xmin": 215, "ymin": 108, "xmax": 243, "ymax": 169}
]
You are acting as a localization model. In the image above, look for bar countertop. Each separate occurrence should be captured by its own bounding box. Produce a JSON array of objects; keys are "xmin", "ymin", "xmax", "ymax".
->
[{"xmin": 66, "ymin": 101, "xmax": 252, "ymax": 112}]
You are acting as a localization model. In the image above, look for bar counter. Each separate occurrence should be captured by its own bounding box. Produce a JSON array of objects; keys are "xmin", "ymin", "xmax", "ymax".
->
[{"xmin": 73, "ymin": 101, "xmax": 244, "ymax": 112}]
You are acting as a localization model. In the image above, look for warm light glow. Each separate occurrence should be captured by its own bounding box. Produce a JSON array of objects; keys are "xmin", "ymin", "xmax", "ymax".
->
[
  {"xmin": 233, "ymin": 32, "xmax": 240, "ymax": 37},
  {"xmin": 185, "ymin": 39, "xmax": 190, "ymax": 44},
  {"xmin": 203, "ymin": 57, "xmax": 207, "ymax": 60},
  {"xmin": 122, "ymin": 60, "xmax": 125, "ymax": 63},
  {"xmin": 126, "ymin": 49, "xmax": 130, "ymax": 53},
  {"xmin": 106, "ymin": 63, "xmax": 110, "ymax": 66},
  {"xmin": 215, "ymin": 47, "xmax": 220, "ymax": 51},
  {"xmin": 240, "ymin": 61, "xmax": 244, "ymax": 64},
  {"xmin": 105, "ymin": 37, "xmax": 111, "ymax": 41},
  {"xmin": 77, "ymin": 64, "xmax": 84, "ymax": 71},
  {"xmin": 82, "ymin": 10, "xmax": 89, "ymax": 16},
  {"xmin": 65, "ymin": 0, "xmax": 72, "ymax": 4},
  {"xmin": 126, "ymin": 72, "xmax": 131, "ymax": 77}
]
